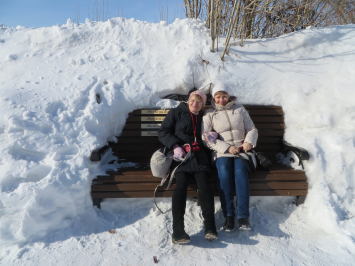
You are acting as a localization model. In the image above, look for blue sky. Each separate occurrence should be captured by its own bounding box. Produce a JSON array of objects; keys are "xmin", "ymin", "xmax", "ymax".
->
[{"xmin": 0, "ymin": 0, "xmax": 185, "ymax": 28}]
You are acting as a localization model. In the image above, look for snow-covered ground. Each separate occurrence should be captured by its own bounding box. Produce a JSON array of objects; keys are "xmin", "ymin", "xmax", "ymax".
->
[{"xmin": 0, "ymin": 18, "xmax": 354, "ymax": 265}]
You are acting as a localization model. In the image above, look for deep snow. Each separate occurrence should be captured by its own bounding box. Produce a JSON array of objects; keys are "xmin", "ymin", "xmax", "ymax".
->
[{"xmin": 0, "ymin": 18, "xmax": 354, "ymax": 265}]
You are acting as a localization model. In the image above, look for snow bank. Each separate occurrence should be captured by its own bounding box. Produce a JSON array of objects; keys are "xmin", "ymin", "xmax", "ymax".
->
[{"xmin": 0, "ymin": 18, "xmax": 354, "ymax": 250}]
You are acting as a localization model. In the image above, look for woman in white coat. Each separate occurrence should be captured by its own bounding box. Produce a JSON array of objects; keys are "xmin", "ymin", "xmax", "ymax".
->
[{"xmin": 202, "ymin": 84, "xmax": 258, "ymax": 231}]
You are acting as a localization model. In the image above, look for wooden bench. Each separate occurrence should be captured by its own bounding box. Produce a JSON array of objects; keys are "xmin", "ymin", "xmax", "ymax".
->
[{"xmin": 90, "ymin": 105, "xmax": 309, "ymax": 209}]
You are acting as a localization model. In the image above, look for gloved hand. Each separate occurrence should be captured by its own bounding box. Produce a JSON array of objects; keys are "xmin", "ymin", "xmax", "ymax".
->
[
  {"xmin": 172, "ymin": 144, "xmax": 186, "ymax": 161},
  {"xmin": 203, "ymin": 131, "xmax": 218, "ymax": 143}
]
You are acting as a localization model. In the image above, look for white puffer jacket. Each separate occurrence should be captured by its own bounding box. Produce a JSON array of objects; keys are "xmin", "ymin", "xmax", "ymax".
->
[{"xmin": 202, "ymin": 96, "xmax": 258, "ymax": 161}]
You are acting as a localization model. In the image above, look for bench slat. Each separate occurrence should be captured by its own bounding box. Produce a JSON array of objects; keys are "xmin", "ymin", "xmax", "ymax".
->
[
  {"xmin": 109, "ymin": 143, "xmax": 282, "ymax": 152},
  {"xmin": 126, "ymin": 116, "xmax": 284, "ymax": 123},
  {"xmin": 120, "ymin": 130, "xmax": 284, "ymax": 137},
  {"xmin": 92, "ymin": 182, "xmax": 308, "ymax": 192},
  {"xmin": 130, "ymin": 106, "xmax": 284, "ymax": 116},
  {"xmin": 113, "ymin": 150, "xmax": 281, "ymax": 159},
  {"xmin": 122, "ymin": 123, "xmax": 285, "ymax": 130},
  {"xmin": 112, "ymin": 137, "xmax": 282, "ymax": 144},
  {"xmin": 103, "ymin": 165, "xmax": 304, "ymax": 176},
  {"xmin": 91, "ymin": 189, "xmax": 307, "ymax": 198},
  {"xmin": 93, "ymin": 173, "xmax": 307, "ymax": 183}
]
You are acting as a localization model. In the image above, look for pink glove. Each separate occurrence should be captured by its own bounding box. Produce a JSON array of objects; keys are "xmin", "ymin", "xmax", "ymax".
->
[
  {"xmin": 203, "ymin": 131, "xmax": 218, "ymax": 143},
  {"xmin": 172, "ymin": 144, "xmax": 186, "ymax": 161}
]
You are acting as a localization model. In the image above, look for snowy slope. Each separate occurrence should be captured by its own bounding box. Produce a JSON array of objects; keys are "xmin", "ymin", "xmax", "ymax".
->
[{"xmin": 0, "ymin": 18, "xmax": 354, "ymax": 265}]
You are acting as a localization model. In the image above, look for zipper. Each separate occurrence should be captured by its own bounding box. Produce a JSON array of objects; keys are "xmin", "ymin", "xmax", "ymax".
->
[
  {"xmin": 224, "ymin": 109, "xmax": 238, "ymax": 158},
  {"xmin": 224, "ymin": 109, "xmax": 235, "ymax": 144}
]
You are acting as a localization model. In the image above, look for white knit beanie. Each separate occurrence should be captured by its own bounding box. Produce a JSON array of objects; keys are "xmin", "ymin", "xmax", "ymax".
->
[{"xmin": 212, "ymin": 83, "xmax": 230, "ymax": 97}]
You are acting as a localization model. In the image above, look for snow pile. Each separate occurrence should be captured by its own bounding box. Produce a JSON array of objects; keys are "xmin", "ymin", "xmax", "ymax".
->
[
  {"xmin": 0, "ymin": 18, "xmax": 212, "ymax": 246},
  {"xmin": 0, "ymin": 17, "xmax": 354, "ymax": 259}
]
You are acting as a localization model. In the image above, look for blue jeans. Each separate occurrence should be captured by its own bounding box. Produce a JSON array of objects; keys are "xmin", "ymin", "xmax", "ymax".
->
[{"xmin": 215, "ymin": 157, "xmax": 250, "ymax": 219}]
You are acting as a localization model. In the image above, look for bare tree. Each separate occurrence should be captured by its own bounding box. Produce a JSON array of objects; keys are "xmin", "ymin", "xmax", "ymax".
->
[{"xmin": 182, "ymin": 0, "xmax": 355, "ymax": 60}]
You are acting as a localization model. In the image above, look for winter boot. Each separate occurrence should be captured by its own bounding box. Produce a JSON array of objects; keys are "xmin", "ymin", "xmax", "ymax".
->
[
  {"xmin": 172, "ymin": 188, "xmax": 190, "ymax": 244},
  {"xmin": 198, "ymin": 188, "xmax": 218, "ymax": 241},
  {"xmin": 238, "ymin": 218, "xmax": 252, "ymax": 231},
  {"xmin": 223, "ymin": 216, "xmax": 235, "ymax": 231},
  {"xmin": 172, "ymin": 230, "xmax": 190, "ymax": 244}
]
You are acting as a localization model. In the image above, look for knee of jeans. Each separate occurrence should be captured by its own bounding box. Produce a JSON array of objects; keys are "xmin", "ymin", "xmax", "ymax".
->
[
  {"xmin": 217, "ymin": 165, "xmax": 231, "ymax": 177},
  {"xmin": 235, "ymin": 161, "xmax": 249, "ymax": 175}
]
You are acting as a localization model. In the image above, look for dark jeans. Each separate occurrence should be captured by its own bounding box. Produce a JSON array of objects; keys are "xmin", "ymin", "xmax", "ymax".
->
[
  {"xmin": 175, "ymin": 171, "xmax": 211, "ymax": 191},
  {"xmin": 215, "ymin": 157, "xmax": 250, "ymax": 219},
  {"xmin": 172, "ymin": 171, "xmax": 216, "ymax": 232}
]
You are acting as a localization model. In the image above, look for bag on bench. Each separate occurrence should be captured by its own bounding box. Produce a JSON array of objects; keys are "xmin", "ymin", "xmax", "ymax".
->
[
  {"xmin": 150, "ymin": 147, "xmax": 173, "ymax": 178},
  {"xmin": 150, "ymin": 146, "xmax": 192, "ymax": 213},
  {"xmin": 239, "ymin": 151, "xmax": 272, "ymax": 173}
]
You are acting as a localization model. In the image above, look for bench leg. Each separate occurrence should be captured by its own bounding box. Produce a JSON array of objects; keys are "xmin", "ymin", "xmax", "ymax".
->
[
  {"xmin": 93, "ymin": 198, "xmax": 102, "ymax": 209},
  {"xmin": 296, "ymin": 196, "xmax": 306, "ymax": 206}
]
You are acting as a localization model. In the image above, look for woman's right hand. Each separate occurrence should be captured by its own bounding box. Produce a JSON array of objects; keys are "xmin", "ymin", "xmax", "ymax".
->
[{"xmin": 228, "ymin": 146, "xmax": 239, "ymax": 155}]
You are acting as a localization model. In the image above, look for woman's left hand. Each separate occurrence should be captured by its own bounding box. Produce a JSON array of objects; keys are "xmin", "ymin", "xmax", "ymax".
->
[{"xmin": 241, "ymin": 142, "xmax": 252, "ymax": 152}]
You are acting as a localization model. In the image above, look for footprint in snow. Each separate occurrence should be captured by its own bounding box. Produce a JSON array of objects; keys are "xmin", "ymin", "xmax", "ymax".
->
[
  {"xmin": 52, "ymin": 145, "xmax": 79, "ymax": 161},
  {"xmin": 9, "ymin": 142, "xmax": 47, "ymax": 162},
  {"xmin": 45, "ymin": 100, "xmax": 67, "ymax": 116}
]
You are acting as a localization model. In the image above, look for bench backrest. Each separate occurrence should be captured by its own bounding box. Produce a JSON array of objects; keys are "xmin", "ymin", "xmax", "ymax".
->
[{"xmin": 110, "ymin": 106, "xmax": 284, "ymax": 164}]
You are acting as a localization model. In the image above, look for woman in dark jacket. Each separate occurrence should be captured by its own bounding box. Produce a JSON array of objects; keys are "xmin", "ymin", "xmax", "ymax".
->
[{"xmin": 158, "ymin": 91, "xmax": 218, "ymax": 244}]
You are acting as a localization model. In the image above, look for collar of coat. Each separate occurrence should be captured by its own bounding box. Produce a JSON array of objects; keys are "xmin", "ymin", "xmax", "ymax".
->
[{"xmin": 211, "ymin": 96, "xmax": 237, "ymax": 110}]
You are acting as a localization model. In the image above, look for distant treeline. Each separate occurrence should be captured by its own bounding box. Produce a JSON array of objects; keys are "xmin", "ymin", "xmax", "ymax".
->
[{"xmin": 182, "ymin": 0, "xmax": 355, "ymax": 55}]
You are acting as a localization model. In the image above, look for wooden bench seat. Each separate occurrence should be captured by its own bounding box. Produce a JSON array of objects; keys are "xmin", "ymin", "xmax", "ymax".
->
[{"xmin": 91, "ymin": 105, "xmax": 309, "ymax": 208}]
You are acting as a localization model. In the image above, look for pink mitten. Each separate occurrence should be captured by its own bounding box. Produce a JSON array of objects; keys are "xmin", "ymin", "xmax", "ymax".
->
[
  {"xmin": 172, "ymin": 144, "xmax": 186, "ymax": 161},
  {"xmin": 203, "ymin": 132, "xmax": 218, "ymax": 143}
]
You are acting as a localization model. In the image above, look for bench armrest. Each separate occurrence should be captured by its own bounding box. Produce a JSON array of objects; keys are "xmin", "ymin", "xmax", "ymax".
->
[
  {"xmin": 282, "ymin": 141, "xmax": 310, "ymax": 160},
  {"xmin": 282, "ymin": 141, "xmax": 309, "ymax": 169},
  {"xmin": 90, "ymin": 145, "xmax": 110, "ymax": 161}
]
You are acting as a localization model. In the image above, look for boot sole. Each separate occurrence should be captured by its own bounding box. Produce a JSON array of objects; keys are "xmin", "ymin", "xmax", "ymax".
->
[
  {"xmin": 205, "ymin": 233, "xmax": 218, "ymax": 241},
  {"xmin": 172, "ymin": 238, "xmax": 190, "ymax": 244}
]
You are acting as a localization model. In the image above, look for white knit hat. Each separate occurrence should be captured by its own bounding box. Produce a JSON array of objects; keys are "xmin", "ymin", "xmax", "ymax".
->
[{"xmin": 212, "ymin": 83, "xmax": 230, "ymax": 97}]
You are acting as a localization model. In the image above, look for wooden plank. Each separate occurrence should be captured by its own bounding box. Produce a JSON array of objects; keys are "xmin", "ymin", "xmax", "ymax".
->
[
  {"xmin": 91, "ymin": 189, "xmax": 307, "ymax": 198},
  {"xmin": 125, "ymin": 116, "xmax": 164, "ymax": 122},
  {"xmin": 93, "ymin": 173, "xmax": 307, "ymax": 183},
  {"xmin": 250, "ymin": 117, "xmax": 284, "ymax": 123},
  {"xmin": 111, "ymin": 143, "xmax": 281, "ymax": 152},
  {"xmin": 141, "ymin": 132, "xmax": 159, "ymax": 137},
  {"xmin": 103, "ymin": 164, "xmax": 304, "ymax": 176},
  {"xmin": 130, "ymin": 107, "xmax": 283, "ymax": 116},
  {"xmin": 244, "ymin": 105, "xmax": 282, "ymax": 111},
  {"xmin": 249, "ymin": 173, "xmax": 307, "ymax": 180},
  {"xmin": 141, "ymin": 110, "xmax": 169, "ymax": 115},
  {"xmin": 130, "ymin": 109, "xmax": 169, "ymax": 115},
  {"xmin": 92, "ymin": 182, "xmax": 308, "ymax": 192},
  {"xmin": 246, "ymin": 110, "xmax": 283, "ymax": 116},
  {"xmin": 250, "ymin": 190, "xmax": 307, "ymax": 196},
  {"xmin": 121, "ymin": 129, "xmax": 284, "ymax": 137},
  {"xmin": 142, "ymin": 124, "xmax": 161, "ymax": 129},
  {"xmin": 255, "ymin": 123, "xmax": 284, "ymax": 129},
  {"xmin": 111, "ymin": 157, "xmax": 281, "ymax": 164},
  {"xmin": 112, "ymin": 150, "xmax": 281, "ymax": 159},
  {"xmin": 126, "ymin": 116, "xmax": 284, "ymax": 123},
  {"xmin": 123, "ymin": 123, "xmax": 284, "ymax": 130},
  {"xmin": 257, "ymin": 137, "xmax": 282, "ymax": 144},
  {"xmin": 113, "ymin": 137, "xmax": 282, "ymax": 145},
  {"xmin": 250, "ymin": 182, "xmax": 308, "ymax": 190}
]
